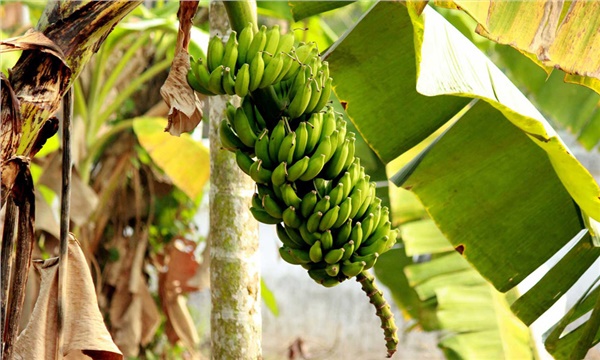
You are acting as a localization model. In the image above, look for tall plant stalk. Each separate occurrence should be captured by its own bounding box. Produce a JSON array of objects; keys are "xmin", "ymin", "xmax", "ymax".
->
[{"xmin": 208, "ymin": 1, "xmax": 261, "ymax": 359}]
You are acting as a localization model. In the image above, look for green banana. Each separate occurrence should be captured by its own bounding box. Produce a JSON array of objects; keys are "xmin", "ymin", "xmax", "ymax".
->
[
  {"xmin": 268, "ymin": 120, "xmax": 287, "ymax": 164},
  {"xmin": 207, "ymin": 65, "xmax": 225, "ymax": 94},
  {"xmin": 333, "ymin": 197, "xmax": 352, "ymax": 229},
  {"xmin": 234, "ymin": 63, "xmax": 251, "ymax": 97},
  {"xmin": 287, "ymin": 81, "xmax": 312, "ymax": 119},
  {"xmin": 279, "ymin": 246, "xmax": 305, "ymax": 265},
  {"xmin": 280, "ymin": 246, "xmax": 311, "ymax": 265},
  {"xmin": 355, "ymin": 187, "xmax": 374, "ymax": 220},
  {"xmin": 350, "ymin": 252, "xmax": 379, "ymax": 270},
  {"xmin": 250, "ymin": 206, "xmax": 281, "ymax": 225},
  {"xmin": 222, "ymin": 32, "xmax": 239, "ymax": 72},
  {"xmin": 246, "ymin": 25, "xmax": 267, "ymax": 64},
  {"xmin": 321, "ymin": 138, "xmax": 350, "ymax": 180},
  {"xmin": 187, "ymin": 68, "xmax": 214, "ymax": 96},
  {"xmin": 277, "ymin": 131, "xmax": 296, "ymax": 164},
  {"xmin": 207, "ymin": 35, "xmax": 225, "ymax": 72},
  {"xmin": 361, "ymin": 213, "xmax": 376, "ymax": 241},
  {"xmin": 282, "ymin": 206, "xmax": 302, "ymax": 229},
  {"xmin": 341, "ymin": 260, "xmax": 365, "ymax": 278},
  {"xmin": 235, "ymin": 150, "xmax": 254, "ymax": 176},
  {"xmin": 259, "ymin": 51, "xmax": 284, "ymax": 89},
  {"xmin": 320, "ymin": 109, "xmax": 337, "ymax": 141},
  {"xmin": 255, "ymin": 129, "xmax": 273, "ymax": 169},
  {"xmin": 307, "ymin": 211, "xmax": 323, "ymax": 233},
  {"xmin": 309, "ymin": 240, "xmax": 323, "ymax": 263},
  {"xmin": 314, "ymin": 77, "xmax": 333, "ymax": 113},
  {"xmin": 349, "ymin": 222, "xmax": 364, "ymax": 249},
  {"xmin": 363, "ymin": 220, "xmax": 391, "ymax": 247},
  {"xmin": 305, "ymin": 112, "xmax": 323, "ymax": 154},
  {"xmin": 300, "ymin": 190, "xmax": 318, "ymax": 218},
  {"xmin": 334, "ymin": 220, "xmax": 352, "ymax": 247},
  {"xmin": 314, "ymin": 195, "xmax": 331, "ymax": 214},
  {"xmin": 341, "ymin": 240, "xmax": 355, "ymax": 261},
  {"xmin": 271, "ymin": 162, "xmax": 287, "ymax": 187},
  {"xmin": 311, "ymin": 135, "xmax": 333, "ymax": 164},
  {"xmin": 274, "ymin": 52, "xmax": 295, "ymax": 84},
  {"xmin": 319, "ymin": 205, "xmax": 340, "ymax": 232},
  {"xmin": 249, "ymin": 159, "xmax": 272, "ymax": 184},
  {"xmin": 233, "ymin": 106, "xmax": 258, "ymax": 147},
  {"xmin": 276, "ymin": 223, "xmax": 304, "ymax": 249},
  {"xmin": 276, "ymin": 32, "xmax": 295, "ymax": 54},
  {"xmin": 320, "ymin": 229, "xmax": 334, "ymax": 250},
  {"xmin": 293, "ymin": 122, "xmax": 309, "ymax": 162},
  {"xmin": 287, "ymin": 156, "xmax": 309, "ymax": 182},
  {"xmin": 219, "ymin": 119, "xmax": 246, "ymax": 151},
  {"xmin": 249, "ymin": 53, "xmax": 265, "ymax": 92},
  {"xmin": 237, "ymin": 24, "xmax": 253, "ymax": 66},
  {"xmin": 339, "ymin": 172, "xmax": 353, "ymax": 199},
  {"xmin": 357, "ymin": 236, "xmax": 389, "ymax": 257},
  {"xmin": 324, "ymin": 247, "xmax": 345, "ymax": 265},
  {"xmin": 295, "ymin": 41, "xmax": 317, "ymax": 64},
  {"xmin": 304, "ymin": 76, "xmax": 322, "ymax": 114},
  {"xmin": 251, "ymin": 192, "xmax": 263, "ymax": 210},
  {"xmin": 328, "ymin": 183, "xmax": 344, "ymax": 207},
  {"xmin": 325, "ymin": 263, "xmax": 340, "ymax": 277},
  {"xmin": 262, "ymin": 194, "xmax": 283, "ymax": 219},
  {"xmin": 288, "ymin": 247, "xmax": 312, "ymax": 264},
  {"xmin": 299, "ymin": 222, "xmax": 319, "ymax": 246},
  {"xmin": 281, "ymin": 183, "xmax": 302, "ymax": 208},
  {"xmin": 262, "ymin": 25, "xmax": 280, "ymax": 63},
  {"xmin": 285, "ymin": 225, "xmax": 305, "ymax": 246},
  {"xmin": 298, "ymin": 154, "xmax": 326, "ymax": 181}
]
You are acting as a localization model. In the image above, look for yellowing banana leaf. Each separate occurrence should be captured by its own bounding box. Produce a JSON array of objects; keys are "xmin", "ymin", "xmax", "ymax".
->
[
  {"xmin": 326, "ymin": 1, "xmax": 600, "ymax": 358},
  {"xmin": 437, "ymin": 1, "xmax": 600, "ymax": 95},
  {"xmin": 493, "ymin": 45, "xmax": 600, "ymax": 150},
  {"xmin": 133, "ymin": 116, "xmax": 209, "ymax": 200}
]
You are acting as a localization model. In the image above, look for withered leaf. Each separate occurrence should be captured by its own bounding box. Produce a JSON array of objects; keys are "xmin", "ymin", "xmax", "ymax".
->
[
  {"xmin": 14, "ymin": 236, "xmax": 122, "ymax": 359},
  {"xmin": 160, "ymin": 0, "xmax": 203, "ymax": 136},
  {"xmin": 1, "ymin": 73, "xmax": 21, "ymax": 163}
]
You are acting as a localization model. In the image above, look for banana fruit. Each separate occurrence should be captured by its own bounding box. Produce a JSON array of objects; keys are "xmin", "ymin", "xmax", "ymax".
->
[{"xmin": 190, "ymin": 22, "xmax": 399, "ymax": 358}]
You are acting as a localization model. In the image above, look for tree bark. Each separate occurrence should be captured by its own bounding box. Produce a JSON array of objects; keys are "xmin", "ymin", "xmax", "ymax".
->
[{"xmin": 208, "ymin": 1, "xmax": 261, "ymax": 359}]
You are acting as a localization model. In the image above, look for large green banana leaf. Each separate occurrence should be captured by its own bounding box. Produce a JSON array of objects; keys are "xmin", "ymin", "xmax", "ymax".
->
[
  {"xmin": 375, "ymin": 187, "xmax": 534, "ymax": 359},
  {"xmin": 323, "ymin": 1, "xmax": 600, "ymax": 358}
]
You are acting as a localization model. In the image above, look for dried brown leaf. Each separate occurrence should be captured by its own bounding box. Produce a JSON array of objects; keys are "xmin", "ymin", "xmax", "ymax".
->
[
  {"xmin": 161, "ymin": 50, "xmax": 203, "ymax": 136},
  {"xmin": 160, "ymin": 0, "xmax": 203, "ymax": 136},
  {"xmin": 110, "ymin": 272, "xmax": 160, "ymax": 357},
  {"xmin": 38, "ymin": 152, "xmax": 98, "ymax": 225},
  {"xmin": 14, "ymin": 237, "xmax": 122, "ymax": 359},
  {"xmin": 157, "ymin": 238, "xmax": 202, "ymax": 353},
  {"xmin": 164, "ymin": 238, "xmax": 201, "ymax": 294},
  {"xmin": 34, "ymin": 190, "xmax": 60, "ymax": 239},
  {"xmin": 0, "ymin": 30, "xmax": 67, "ymax": 63},
  {"xmin": 1, "ymin": 73, "xmax": 21, "ymax": 164}
]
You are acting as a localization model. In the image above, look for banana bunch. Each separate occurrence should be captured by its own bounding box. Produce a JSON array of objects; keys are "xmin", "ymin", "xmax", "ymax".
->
[
  {"xmin": 188, "ymin": 23, "xmax": 332, "ymax": 121},
  {"xmin": 192, "ymin": 24, "xmax": 398, "ymax": 357}
]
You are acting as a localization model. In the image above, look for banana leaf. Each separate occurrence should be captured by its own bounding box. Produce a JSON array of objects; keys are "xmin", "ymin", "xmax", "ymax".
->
[{"xmin": 325, "ymin": 1, "xmax": 600, "ymax": 358}]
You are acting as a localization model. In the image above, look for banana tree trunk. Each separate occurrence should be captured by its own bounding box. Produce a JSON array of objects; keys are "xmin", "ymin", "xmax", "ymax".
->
[{"xmin": 208, "ymin": 1, "xmax": 261, "ymax": 359}]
